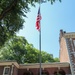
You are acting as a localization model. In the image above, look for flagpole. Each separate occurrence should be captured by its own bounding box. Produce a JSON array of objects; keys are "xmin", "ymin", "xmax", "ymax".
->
[
  {"xmin": 39, "ymin": 0, "xmax": 42, "ymax": 75},
  {"xmin": 39, "ymin": 23, "xmax": 41, "ymax": 75},
  {"xmin": 39, "ymin": 28, "xmax": 42, "ymax": 75}
]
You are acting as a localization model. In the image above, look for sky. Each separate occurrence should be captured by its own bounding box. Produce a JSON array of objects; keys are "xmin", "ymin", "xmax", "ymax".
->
[{"xmin": 17, "ymin": 0, "xmax": 75, "ymax": 58}]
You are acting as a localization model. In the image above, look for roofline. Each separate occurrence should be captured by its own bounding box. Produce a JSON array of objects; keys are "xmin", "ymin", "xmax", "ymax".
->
[
  {"xmin": 0, "ymin": 61, "xmax": 70, "ymax": 69},
  {"xmin": 0, "ymin": 61, "xmax": 19, "ymax": 68},
  {"xmin": 19, "ymin": 62, "xmax": 70, "ymax": 69},
  {"xmin": 59, "ymin": 30, "xmax": 75, "ymax": 42},
  {"xmin": 64, "ymin": 32, "xmax": 75, "ymax": 38}
]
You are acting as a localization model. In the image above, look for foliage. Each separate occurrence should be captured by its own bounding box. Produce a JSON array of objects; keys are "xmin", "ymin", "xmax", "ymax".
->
[
  {"xmin": 0, "ymin": 35, "xmax": 59, "ymax": 64},
  {"xmin": 0, "ymin": 0, "xmax": 61, "ymax": 47},
  {"xmin": 0, "ymin": 35, "xmax": 28, "ymax": 63},
  {"xmin": 54, "ymin": 57, "xmax": 60, "ymax": 62},
  {"xmin": 41, "ymin": 51, "xmax": 55, "ymax": 63},
  {"xmin": 25, "ymin": 44, "xmax": 39, "ymax": 63}
]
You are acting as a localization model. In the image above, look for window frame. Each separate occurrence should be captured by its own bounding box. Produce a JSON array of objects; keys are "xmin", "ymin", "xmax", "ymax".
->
[{"xmin": 3, "ymin": 66, "xmax": 10, "ymax": 75}]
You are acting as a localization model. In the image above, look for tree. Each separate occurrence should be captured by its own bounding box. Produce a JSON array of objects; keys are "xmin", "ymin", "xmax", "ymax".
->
[
  {"xmin": 54, "ymin": 57, "xmax": 60, "ymax": 62},
  {"xmin": 0, "ymin": 35, "xmax": 59, "ymax": 63},
  {"xmin": 0, "ymin": 35, "xmax": 28, "ymax": 63},
  {"xmin": 25, "ymin": 44, "xmax": 40, "ymax": 63},
  {"xmin": 0, "ymin": 0, "xmax": 61, "ymax": 47},
  {"xmin": 41, "ymin": 51, "xmax": 55, "ymax": 63}
]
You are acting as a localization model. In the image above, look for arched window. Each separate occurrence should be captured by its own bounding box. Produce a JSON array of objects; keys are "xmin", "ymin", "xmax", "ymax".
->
[
  {"xmin": 23, "ymin": 71, "xmax": 33, "ymax": 75},
  {"xmin": 54, "ymin": 69, "xmax": 66, "ymax": 75},
  {"xmin": 38, "ymin": 70, "xmax": 49, "ymax": 75},
  {"xmin": 59, "ymin": 69, "xmax": 66, "ymax": 75},
  {"xmin": 54, "ymin": 71, "xmax": 57, "ymax": 75}
]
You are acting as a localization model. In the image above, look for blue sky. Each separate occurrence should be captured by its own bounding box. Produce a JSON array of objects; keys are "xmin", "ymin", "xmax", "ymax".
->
[{"xmin": 17, "ymin": 0, "xmax": 75, "ymax": 58}]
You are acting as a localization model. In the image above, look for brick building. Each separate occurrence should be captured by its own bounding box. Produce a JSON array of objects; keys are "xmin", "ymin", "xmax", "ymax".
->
[{"xmin": 0, "ymin": 30, "xmax": 75, "ymax": 75}]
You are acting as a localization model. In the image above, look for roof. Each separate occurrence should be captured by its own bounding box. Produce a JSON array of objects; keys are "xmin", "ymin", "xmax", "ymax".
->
[
  {"xmin": 19, "ymin": 62, "xmax": 70, "ymax": 69},
  {"xmin": 0, "ymin": 60, "xmax": 19, "ymax": 68},
  {"xmin": 0, "ymin": 61, "xmax": 70, "ymax": 69},
  {"xmin": 59, "ymin": 30, "xmax": 75, "ymax": 38}
]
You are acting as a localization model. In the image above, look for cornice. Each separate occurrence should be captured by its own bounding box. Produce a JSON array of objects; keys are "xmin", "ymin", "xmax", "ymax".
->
[
  {"xmin": 0, "ymin": 61, "xmax": 70, "ymax": 69},
  {"xmin": 19, "ymin": 62, "xmax": 70, "ymax": 69},
  {"xmin": 64, "ymin": 33, "xmax": 75, "ymax": 38},
  {"xmin": 0, "ymin": 61, "xmax": 19, "ymax": 68}
]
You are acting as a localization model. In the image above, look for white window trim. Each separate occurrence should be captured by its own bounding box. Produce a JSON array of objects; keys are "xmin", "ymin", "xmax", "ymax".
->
[{"xmin": 3, "ymin": 66, "xmax": 10, "ymax": 75}]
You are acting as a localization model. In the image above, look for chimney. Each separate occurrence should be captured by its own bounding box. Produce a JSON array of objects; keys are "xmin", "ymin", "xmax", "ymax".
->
[{"xmin": 59, "ymin": 29, "xmax": 66, "ymax": 42}]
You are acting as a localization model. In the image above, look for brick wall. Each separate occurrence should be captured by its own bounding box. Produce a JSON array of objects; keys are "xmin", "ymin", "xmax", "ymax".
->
[
  {"xmin": 18, "ymin": 68, "xmax": 27, "ymax": 75},
  {"xmin": 0, "ymin": 66, "xmax": 4, "ymax": 75},
  {"xmin": 13, "ymin": 65, "xmax": 18, "ymax": 75},
  {"xmin": 59, "ymin": 37, "xmax": 70, "ymax": 62},
  {"xmin": 18, "ymin": 67, "xmax": 71, "ymax": 75}
]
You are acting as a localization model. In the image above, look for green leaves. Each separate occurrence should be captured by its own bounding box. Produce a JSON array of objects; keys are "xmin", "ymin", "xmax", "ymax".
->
[
  {"xmin": 0, "ymin": 0, "xmax": 61, "ymax": 47},
  {"xmin": 0, "ymin": 0, "xmax": 28, "ymax": 47},
  {"xmin": 0, "ymin": 35, "xmax": 59, "ymax": 64},
  {"xmin": 0, "ymin": 0, "xmax": 61, "ymax": 63},
  {"xmin": 0, "ymin": 35, "xmax": 28, "ymax": 64},
  {"xmin": 49, "ymin": 0, "xmax": 61, "ymax": 4},
  {"xmin": 25, "ymin": 44, "xmax": 39, "ymax": 63}
]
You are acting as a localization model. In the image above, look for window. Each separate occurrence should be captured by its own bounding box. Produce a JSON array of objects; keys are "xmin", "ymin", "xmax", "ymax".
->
[
  {"xmin": 3, "ymin": 67, "xmax": 10, "ymax": 75},
  {"xmin": 73, "ymin": 40, "xmax": 75, "ymax": 47},
  {"xmin": 38, "ymin": 70, "xmax": 49, "ymax": 75}
]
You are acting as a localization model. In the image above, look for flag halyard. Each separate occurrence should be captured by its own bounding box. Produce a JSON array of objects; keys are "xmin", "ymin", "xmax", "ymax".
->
[{"xmin": 36, "ymin": 7, "xmax": 41, "ymax": 31}]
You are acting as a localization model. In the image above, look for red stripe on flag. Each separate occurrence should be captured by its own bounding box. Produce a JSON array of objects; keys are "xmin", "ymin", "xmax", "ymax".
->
[{"xmin": 36, "ymin": 7, "xmax": 41, "ymax": 31}]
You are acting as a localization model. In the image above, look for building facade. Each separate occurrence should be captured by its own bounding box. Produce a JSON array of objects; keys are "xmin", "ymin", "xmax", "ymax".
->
[
  {"xmin": 1, "ymin": 30, "xmax": 75, "ymax": 75},
  {"xmin": 0, "ymin": 61, "xmax": 71, "ymax": 75},
  {"xmin": 59, "ymin": 30, "xmax": 75, "ymax": 75}
]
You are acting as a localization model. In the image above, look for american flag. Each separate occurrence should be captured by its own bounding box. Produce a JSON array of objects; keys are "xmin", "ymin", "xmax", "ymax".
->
[{"xmin": 36, "ymin": 7, "xmax": 41, "ymax": 31}]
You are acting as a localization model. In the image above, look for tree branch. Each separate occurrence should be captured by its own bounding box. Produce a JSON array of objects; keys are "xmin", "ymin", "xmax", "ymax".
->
[{"xmin": 0, "ymin": 0, "xmax": 17, "ymax": 20}]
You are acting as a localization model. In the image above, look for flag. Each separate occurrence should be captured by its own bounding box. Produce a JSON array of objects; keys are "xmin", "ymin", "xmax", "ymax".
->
[{"xmin": 36, "ymin": 7, "xmax": 41, "ymax": 31}]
